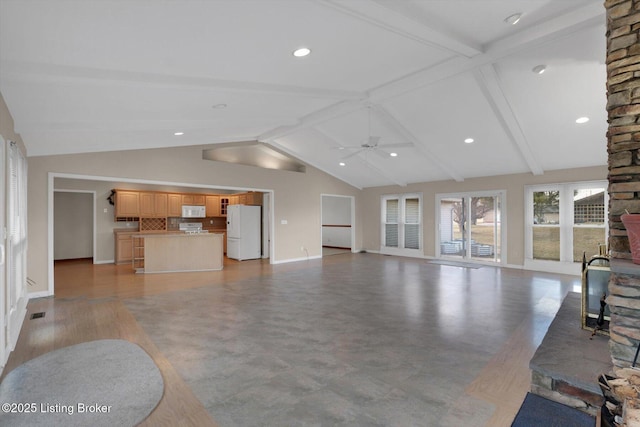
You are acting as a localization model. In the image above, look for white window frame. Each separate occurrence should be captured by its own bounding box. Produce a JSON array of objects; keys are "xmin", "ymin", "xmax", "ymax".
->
[
  {"xmin": 380, "ymin": 193, "xmax": 423, "ymax": 257},
  {"xmin": 525, "ymin": 180, "xmax": 608, "ymax": 275},
  {"xmin": 4, "ymin": 140, "xmax": 28, "ymax": 364}
]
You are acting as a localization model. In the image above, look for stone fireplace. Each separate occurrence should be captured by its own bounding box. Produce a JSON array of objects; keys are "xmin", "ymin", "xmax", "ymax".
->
[{"xmin": 606, "ymin": 0, "xmax": 640, "ymax": 370}]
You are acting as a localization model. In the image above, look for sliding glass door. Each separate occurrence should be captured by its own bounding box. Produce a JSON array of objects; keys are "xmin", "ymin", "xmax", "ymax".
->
[{"xmin": 437, "ymin": 191, "xmax": 504, "ymax": 264}]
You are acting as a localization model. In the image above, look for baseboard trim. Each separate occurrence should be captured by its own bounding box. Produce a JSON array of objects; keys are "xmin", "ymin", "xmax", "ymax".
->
[{"xmin": 272, "ymin": 255, "xmax": 322, "ymax": 264}]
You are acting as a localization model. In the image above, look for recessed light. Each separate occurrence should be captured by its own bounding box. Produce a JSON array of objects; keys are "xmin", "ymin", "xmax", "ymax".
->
[
  {"xmin": 390, "ymin": 152, "xmax": 398, "ymax": 157},
  {"xmin": 339, "ymin": 162, "xmax": 346, "ymax": 166},
  {"xmin": 464, "ymin": 138, "xmax": 474, "ymax": 144},
  {"xmin": 212, "ymin": 103, "xmax": 227, "ymax": 109},
  {"xmin": 532, "ymin": 65, "xmax": 546, "ymax": 74},
  {"xmin": 174, "ymin": 132, "xmax": 184, "ymax": 136},
  {"xmin": 576, "ymin": 117, "xmax": 589, "ymax": 124},
  {"xmin": 293, "ymin": 47, "xmax": 311, "ymax": 57},
  {"xmin": 504, "ymin": 13, "xmax": 522, "ymax": 25}
]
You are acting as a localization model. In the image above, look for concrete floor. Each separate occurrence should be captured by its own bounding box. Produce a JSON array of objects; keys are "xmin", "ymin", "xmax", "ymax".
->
[{"xmin": 123, "ymin": 253, "xmax": 581, "ymax": 426}]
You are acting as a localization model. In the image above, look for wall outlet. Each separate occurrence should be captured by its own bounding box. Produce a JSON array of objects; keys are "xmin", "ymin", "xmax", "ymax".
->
[{"xmin": 301, "ymin": 246, "xmax": 305, "ymax": 252}]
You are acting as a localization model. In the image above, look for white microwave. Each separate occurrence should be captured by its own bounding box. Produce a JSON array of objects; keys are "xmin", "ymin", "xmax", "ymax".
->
[{"xmin": 181, "ymin": 205, "xmax": 206, "ymax": 218}]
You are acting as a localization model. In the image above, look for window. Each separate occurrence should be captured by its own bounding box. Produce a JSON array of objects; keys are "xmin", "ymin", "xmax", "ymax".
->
[
  {"xmin": 381, "ymin": 193, "xmax": 422, "ymax": 256},
  {"xmin": 5, "ymin": 140, "xmax": 28, "ymax": 353},
  {"xmin": 526, "ymin": 181, "xmax": 608, "ymax": 274}
]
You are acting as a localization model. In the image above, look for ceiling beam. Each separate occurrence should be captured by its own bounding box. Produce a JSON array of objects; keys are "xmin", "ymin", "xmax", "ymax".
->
[
  {"xmin": 233, "ymin": 3, "xmax": 606, "ymax": 151},
  {"xmin": 368, "ymin": 2, "xmax": 604, "ymax": 103},
  {"xmin": 1, "ymin": 60, "xmax": 365, "ymax": 101},
  {"xmin": 258, "ymin": 99, "xmax": 366, "ymax": 142},
  {"xmin": 473, "ymin": 65, "xmax": 543, "ymax": 176},
  {"xmin": 369, "ymin": 104, "xmax": 464, "ymax": 182},
  {"xmin": 264, "ymin": 138, "xmax": 364, "ymax": 190},
  {"xmin": 314, "ymin": 0, "xmax": 482, "ymax": 57}
]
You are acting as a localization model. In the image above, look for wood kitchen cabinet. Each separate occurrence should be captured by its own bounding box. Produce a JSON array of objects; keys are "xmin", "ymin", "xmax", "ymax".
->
[
  {"xmin": 182, "ymin": 194, "xmax": 205, "ymax": 206},
  {"xmin": 220, "ymin": 197, "xmax": 230, "ymax": 216},
  {"xmin": 245, "ymin": 192, "xmax": 263, "ymax": 206},
  {"xmin": 167, "ymin": 193, "xmax": 182, "ymax": 217},
  {"xmin": 114, "ymin": 230, "xmax": 137, "ymax": 264},
  {"xmin": 206, "ymin": 195, "xmax": 220, "ymax": 217},
  {"xmin": 140, "ymin": 192, "xmax": 168, "ymax": 217},
  {"xmin": 115, "ymin": 190, "xmax": 140, "ymax": 218},
  {"xmin": 226, "ymin": 192, "xmax": 262, "ymax": 207}
]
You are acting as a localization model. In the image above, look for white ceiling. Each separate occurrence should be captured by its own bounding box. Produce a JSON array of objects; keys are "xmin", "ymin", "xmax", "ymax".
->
[{"xmin": 0, "ymin": 0, "xmax": 607, "ymax": 189}]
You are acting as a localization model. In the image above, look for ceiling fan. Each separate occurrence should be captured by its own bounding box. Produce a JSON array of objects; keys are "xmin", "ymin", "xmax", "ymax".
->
[
  {"xmin": 338, "ymin": 136, "xmax": 412, "ymax": 160},
  {"xmin": 335, "ymin": 107, "xmax": 412, "ymax": 160}
]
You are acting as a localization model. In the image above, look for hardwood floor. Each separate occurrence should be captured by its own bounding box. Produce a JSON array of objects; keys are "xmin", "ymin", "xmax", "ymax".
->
[{"xmin": 4, "ymin": 255, "xmax": 579, "ymax": 426}]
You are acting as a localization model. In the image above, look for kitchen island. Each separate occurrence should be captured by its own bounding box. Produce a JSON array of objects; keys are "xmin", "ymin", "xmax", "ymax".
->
[{"xmin": 135, "ymin": 232, "xmax": 224, "ymax": 273}]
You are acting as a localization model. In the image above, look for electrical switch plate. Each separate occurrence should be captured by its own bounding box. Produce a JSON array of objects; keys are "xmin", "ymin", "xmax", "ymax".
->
[{"xmin": 281, "ymin": 219, "xmax": 288, "ymax": 225}]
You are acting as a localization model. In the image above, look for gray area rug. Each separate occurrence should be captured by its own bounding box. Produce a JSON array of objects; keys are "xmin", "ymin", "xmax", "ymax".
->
[{"xmin": 0, "ymin": 339, "xmax": 164, "ymax": 426}]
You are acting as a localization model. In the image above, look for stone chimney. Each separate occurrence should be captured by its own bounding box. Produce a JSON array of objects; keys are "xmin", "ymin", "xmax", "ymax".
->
[{"xmin": 606, "ymin": 0, "xmax": 640, "ymax": 370}]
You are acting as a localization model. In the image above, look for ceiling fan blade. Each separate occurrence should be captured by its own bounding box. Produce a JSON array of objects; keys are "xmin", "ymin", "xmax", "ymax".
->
[
  {"xmin": 380, "ymin": 142, "xmax": 413, "ymax": 148},
  {"xmin": 342, "ymin": 149, "xmax": 364, "ymax": 160},
  {"xmin": 373, "ymin": 149, "xmax": 391, "ymax": 160},
  {"xmin": 331, "ymin": 145, "xmax": 364, "ymax": 150}
]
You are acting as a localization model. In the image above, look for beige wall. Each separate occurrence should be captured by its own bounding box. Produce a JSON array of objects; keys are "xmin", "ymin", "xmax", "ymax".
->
[
  {"xmin": 361, "ymin": 165, "xmax": 608, "ymax": 266},
  {"xmin": 27, "ymin": 144, "xmax": 363, "ymax": 294},
  {"xmin": 54, "ymin": 192, "xmax": 93, "ymax": 260}
]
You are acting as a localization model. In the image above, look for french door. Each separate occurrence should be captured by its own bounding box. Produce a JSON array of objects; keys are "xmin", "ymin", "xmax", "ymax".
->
[
  {"xmin": 381, "ymin": 193, "xmax": 422, "ymax": 257},
  {"xmin": 437, "ymin": 191, "xmax": 504, "ymax": 264}
]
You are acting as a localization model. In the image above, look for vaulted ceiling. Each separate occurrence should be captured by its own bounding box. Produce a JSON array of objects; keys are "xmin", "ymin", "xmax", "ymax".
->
[{"xmin": 0, "ymin": 0, "xmax": 607, "ymax": 189}]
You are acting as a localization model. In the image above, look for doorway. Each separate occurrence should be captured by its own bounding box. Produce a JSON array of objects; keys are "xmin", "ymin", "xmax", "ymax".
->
[
  {"xmin": 54, "ymin": 191, "xmax": 95, "ymax": 261},
  {"xmin": 437, "ymin": 191, "xmax": 505, "ymax": 264},
  {"xmin": 321, "ymin": 195, "xmax": 354, "ymax": 256}
]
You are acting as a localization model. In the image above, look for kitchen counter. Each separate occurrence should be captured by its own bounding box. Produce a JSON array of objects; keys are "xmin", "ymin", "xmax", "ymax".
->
[{"xmin": 137, "ymin": 232, "xmax": 224, "ymax": 273}]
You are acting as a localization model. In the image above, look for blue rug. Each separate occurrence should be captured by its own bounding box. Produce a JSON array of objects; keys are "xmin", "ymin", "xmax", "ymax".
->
[{"xmin": 511, "ymin": 393, "xmax": 595, "ymax": 427}]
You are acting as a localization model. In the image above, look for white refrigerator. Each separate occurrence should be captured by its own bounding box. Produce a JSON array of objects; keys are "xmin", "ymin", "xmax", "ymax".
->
[{"xmin": 226, "ymin": 205, "xmax": 261, "ymax": 261}]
